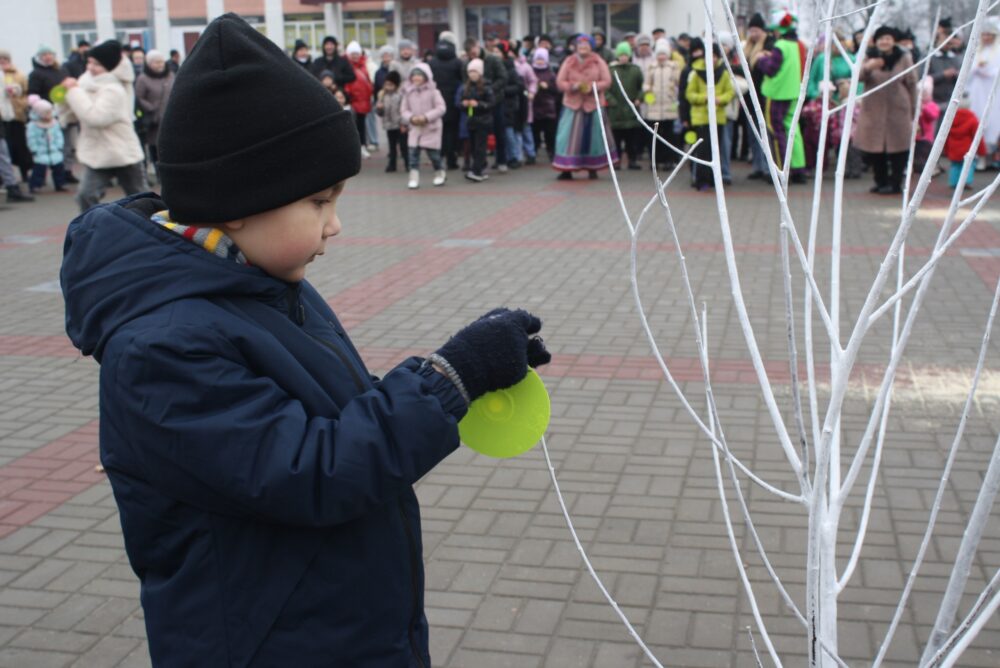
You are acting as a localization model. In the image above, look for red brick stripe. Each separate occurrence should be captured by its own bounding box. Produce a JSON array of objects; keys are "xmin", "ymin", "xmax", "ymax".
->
[{"xmin": 0, "ymin": 420, "xmax": 101, "ymax": 538}]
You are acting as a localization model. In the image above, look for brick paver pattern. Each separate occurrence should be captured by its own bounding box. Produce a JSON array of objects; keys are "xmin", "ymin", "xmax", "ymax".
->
[{"xmin": 0, "ymin": 157, "xmax": 998, "ymax": 667}]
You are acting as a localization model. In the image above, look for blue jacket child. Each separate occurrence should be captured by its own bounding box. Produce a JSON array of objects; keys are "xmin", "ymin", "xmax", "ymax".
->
[{"xmin": 60, "ymin": 14, "xmax": 550, "ymax": 667}]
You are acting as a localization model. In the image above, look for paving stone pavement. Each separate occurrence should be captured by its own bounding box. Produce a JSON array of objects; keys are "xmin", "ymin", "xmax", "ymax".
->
[{"xmin": 0, "ymin": 156, "xmax": 999, "ymax": 667}]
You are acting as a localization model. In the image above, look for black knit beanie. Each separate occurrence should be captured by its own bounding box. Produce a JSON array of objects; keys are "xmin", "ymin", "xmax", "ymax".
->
[
  {"xmin": 157, "ymin": 13, "xmax": 360, "ymax": 223},
  {"xmin": 89, "ymin": 40, "xmax": 122, "ymax": 72},
  {"xmin": 749, "ymin": 13, "xmax": 766, "ymax": 30}
]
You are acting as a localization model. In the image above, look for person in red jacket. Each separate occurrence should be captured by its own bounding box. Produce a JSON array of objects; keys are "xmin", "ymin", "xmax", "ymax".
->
[
  {"xmin": 344, "ymin": 41, "xmax": 374, "ymax": 158},
  {"xmin": 945, "ymin": 94, "xmax": 986, "ymax": 187}
]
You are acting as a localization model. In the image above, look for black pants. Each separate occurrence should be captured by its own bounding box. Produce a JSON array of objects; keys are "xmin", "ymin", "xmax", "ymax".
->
[
  {"xmin": 613, "ymin": 127, "xmax": 641, "ymax": 166},
  {"xmin": 469, "ymin": 126, "xmax": 489, "ymax": 176},
  {"xmin": 533, "ymin": 118, "xmax": 556, "ymax": 157},
  {"xmin": 29, "ymin": 162, "xmax": 66, "ymax": 190},
  {"xmin": 492, "ymin": 102, "xmax": 506, "ymax": 165},
  {"xmin": 693, "ymin": 126, "xmax": 716, "ymax": 188},
  {"xmin": 866, "ymin": 150, "xmax": 907, "ymax": 190},
  {"xmin": 355, "ymin": 112, "xmax": 367, "ymax": 146},
  {"xmin": 650, "ymin": 119, "xmax": 678, "ymax": 166},
  {"xmin": 386, "ymin": 129, "xmax": 408, "ymax": 169},
  {"xmin": 441, "ymin": 120, "xmax": 459, "ymax": 168},
  {"xmin": 3, "ymin": 121, "xmax": 32, "ymax": 181}
]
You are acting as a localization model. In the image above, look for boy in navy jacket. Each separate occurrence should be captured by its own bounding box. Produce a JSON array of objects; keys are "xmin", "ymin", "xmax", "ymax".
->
[{"xmin": 60, "ymin": 14, "xmax": 549, "ymax": 667}]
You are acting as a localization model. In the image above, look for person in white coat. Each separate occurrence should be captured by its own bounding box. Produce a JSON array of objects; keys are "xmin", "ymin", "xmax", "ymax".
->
[
  {"xmin": 62, "ymin": 40, "xmax": 145, "ymax": 212},
  {"xmin": 968, "ymin": 17, "xmax": 1000, "ymax": 170}
]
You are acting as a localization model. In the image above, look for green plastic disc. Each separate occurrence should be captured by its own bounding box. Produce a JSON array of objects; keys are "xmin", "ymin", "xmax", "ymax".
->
[
  {"xmin": 49, "ymin": 85, "xmax": 67, "ymax": 104},
  {"xmin": 684, "ymin": 130, "xmax": 697, "ymax": 145},
  {"xmin": 643, "ymin": 91, "xmax": 656, "ymax": 105},
  {"xmin": 458, "ymin": 369, "xmax": 551, "ymax": 458}
]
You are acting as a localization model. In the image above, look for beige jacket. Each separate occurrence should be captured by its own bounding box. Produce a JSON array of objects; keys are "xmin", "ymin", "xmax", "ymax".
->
[
  {"xmin": 64, "ymin": 58, "xmax": 143, "ymax": 169},
  {"xmin": 643, "ymin": 60, "xmax": 680, "ymax": 121}
]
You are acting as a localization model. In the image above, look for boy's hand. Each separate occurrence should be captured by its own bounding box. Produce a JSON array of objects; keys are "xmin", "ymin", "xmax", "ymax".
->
[{"xmin": 434, "ymin": 308, "xmax": 551, "ymax": 401}]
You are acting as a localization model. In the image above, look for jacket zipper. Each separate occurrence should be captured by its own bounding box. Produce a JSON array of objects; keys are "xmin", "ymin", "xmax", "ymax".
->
[{"xmin": 290, "ymin": 289, "xmax": 426, "ymax": 667}]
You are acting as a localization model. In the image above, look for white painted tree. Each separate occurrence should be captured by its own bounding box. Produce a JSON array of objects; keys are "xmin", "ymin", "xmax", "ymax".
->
[{"xmin": 540, "ymin": 0, "xmax": 1000, "ymax": 665}]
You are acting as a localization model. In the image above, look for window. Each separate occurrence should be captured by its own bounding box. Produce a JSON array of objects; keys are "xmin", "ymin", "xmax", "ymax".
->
[
  {"xmin": 284, "ymin": 19, "xmax": 325, "ymax": 57},
  {"xmin": 61, "ymin": 29, "xmax": 99, "ymax": 58},
  {"xmin": 592, "ymin": 2, "xmax": 639, "ymax": 47},
  {"xmin": 344, "ymin": 10, "xmax": 392, "ymax": 51},
  {"xmin": 465, "ymin": 6, "xmax": 510, "ymax": 43},
  {"xmin": 527, "ymin": 3, "xmax": 575, "ymax": 43}
]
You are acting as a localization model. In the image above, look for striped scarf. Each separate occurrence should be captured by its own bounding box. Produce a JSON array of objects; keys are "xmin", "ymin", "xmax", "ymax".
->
[{"xmin": 151, "ymin": 211, "xmax": 249, "ymax": 265}]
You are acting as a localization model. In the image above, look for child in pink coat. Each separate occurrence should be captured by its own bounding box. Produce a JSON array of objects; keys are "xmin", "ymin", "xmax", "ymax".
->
[{"xmin": 401, "ymin": 63, "xmax": 446, "ymax": 189}]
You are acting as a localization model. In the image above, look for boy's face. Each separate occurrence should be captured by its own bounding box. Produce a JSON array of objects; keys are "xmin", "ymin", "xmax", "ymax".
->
[{"xmin": 223, "ymin": 183, "xmax": 345, "ymax": 283}]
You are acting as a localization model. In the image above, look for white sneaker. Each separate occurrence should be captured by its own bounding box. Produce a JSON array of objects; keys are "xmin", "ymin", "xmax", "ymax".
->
[
  {"xmin": 497, "ymin": 164, "xmax": 509, "ymax": 173},
  {"xmin": 433, "ymin": 170, "xmax": 446, "ymax": 186},
  {"xmin": 407, "ymin": 169, "xmax": 419, "ymax": 189},
  {"xmin": 465, "ymin": 171, "xmax": 487, "ymax": 182},
  {"xmin": 361, "ymin": 146, "xmax": 371, "ymax": 159}
]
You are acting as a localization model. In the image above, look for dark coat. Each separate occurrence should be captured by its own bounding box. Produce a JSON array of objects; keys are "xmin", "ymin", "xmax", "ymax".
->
[
  {"xmin": 27, "ymin": 58, "xmax": 67, "ymax": 100},
  {"xmin": 429, "ymin": 41, "xmax": 464, "ymax": 123},
  {"xmin": 532, "ymin": 66, "xmax": 559, "ymax": 120},
  {"xmin": 60, "ymin": 194, "xmax": 466, "ymax": 667},
  {"xmin": 311, "ymin": 52, "xmax": 356, "ymax": 87},
  {"xmin": 483, "ymin": 53, "xmax": 507, "ymax": 101},
  {"xmin": 460, "ymin": 79, "xmax": 495, "ymax": 130},
  {"xmin": 65, "ymin": 51, "xmax": 87, "ymax": 78},
  {"xmin": 502, "ymin": 58, "xmax": 525, "ymax": 130}
]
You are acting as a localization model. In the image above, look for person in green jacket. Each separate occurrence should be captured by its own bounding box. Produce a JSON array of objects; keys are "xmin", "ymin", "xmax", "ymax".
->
[
  {"xmin": 607, "ymin": 42, "xmax": 645, "ymax": 170},
  {"xmin": 757, "ymin": 11, "xmax": 807, "ymax": 183},
  {"xmin": 685, "ymin": 43, "xmax": 734, "ymax": 190}
]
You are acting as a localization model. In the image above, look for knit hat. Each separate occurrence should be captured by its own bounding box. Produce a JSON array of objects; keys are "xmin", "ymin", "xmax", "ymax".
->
[
  {"xmin": 575, "ymin": 33, "xmax": 596, "ymax": 49},
  {"xmin": 467, "ymin": 58, "xmax": 484, "ymax": 76},
  {"xmin": 688, "ymin": 37, "xmax": 705, "ymax": 57},
  {"xmin": 439, "ymin": 30, "xmax": 458, "ymax": 46},
  {"xmin": 385, "ymin": 70, "xmax": 401, "ymax": 86},
  {"xmin": 769, "ymin": 11, "xmax": 798, "ymax": 34},
  {"xmin": 615, "ymin": 42, "xmax": 633, "ymax": 58},
  {"xmin": 145, "ymin": 49, "xmax": 166, "ymax": 63},
  {"xmin": 873, "ymin": 25, "xmax": 897, "ymax": 41},
  {"xmin": 654, "ymin": 39, "xmax": 671, "ymax": 56},
  {"xmin": 532, "ymin": 47, "xmax": 549, "ymax": 67},
  {"xmin": 637, "ymin": 34, "xmax": 652, "ymax": 46},
  {"xmin": 32, "ymin": 99, "xmax": 53, "ymax": 116},
  {"xmin": 749, "ymin": 12, "xmax": 766, "ymax": 30},
  {"xmin": 346, "ymin": 41, "xmax": 362, "ymax": 56},
  {"xmin": 322, "ymin": 35, "xmax": 338, "ymax": 47},
  {"xmin": 398, "ymin": 39, "xmax": 416, "ymax": 52},
  {"xmin": 318, "ymin": 69, "xmax": 335, "ymax": 81},
  {"xmin": 36, "ymin": 44, "xmax": 55, "ymax": 57},
  {"xmin": 983, "ymin": 17, "xmax": 1000, "ymax": 35},
  {"xmin": 0, "ymin": 49, "xmax": 10, "ymax": 61},
  {"xmin": 293, "ymin": 39, "xmax": 309, "ymax": 52},
  {"xmin": 157, "ymin": 13, "xmax": 360, "ymax": 223},
  {"xmin": 89, "ymin": 40, "xmax": 122, "ymax": 71}
]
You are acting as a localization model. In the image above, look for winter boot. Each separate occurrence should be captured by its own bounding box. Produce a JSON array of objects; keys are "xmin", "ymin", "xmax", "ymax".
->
[
  {"xmin": 407, "ymin": 169, "xmax": 420, "ymax": 189},
  {"xmin": 6, "ymin": 185, "xmax": 35, "ymax": 202}
]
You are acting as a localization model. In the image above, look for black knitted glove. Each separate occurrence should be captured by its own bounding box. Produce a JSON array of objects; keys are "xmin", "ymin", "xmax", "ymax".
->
[{"xmin": 434, "ymin": 308, "xmax": 551, "ymax": 401}]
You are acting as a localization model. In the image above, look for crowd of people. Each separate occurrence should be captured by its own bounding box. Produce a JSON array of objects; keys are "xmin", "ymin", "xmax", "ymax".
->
[{"xmin": 2, "ymin": 12, "xmax": 999, "ymax": 205}]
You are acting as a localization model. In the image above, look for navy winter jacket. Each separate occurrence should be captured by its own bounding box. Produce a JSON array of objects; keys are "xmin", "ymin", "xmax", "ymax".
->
[{"xmin": 60, "ymin": 194, "xmax": 466, "ymax": 667}]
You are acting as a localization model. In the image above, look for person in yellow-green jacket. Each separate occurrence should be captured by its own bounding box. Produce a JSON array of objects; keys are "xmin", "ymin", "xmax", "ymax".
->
[
  {"xmin": 685, "ymin": 43, "xmax": 734, "ymax": 191},
  {"xmin": 757, "ymin": 11, "xmax": 808, "ymax": 183}
]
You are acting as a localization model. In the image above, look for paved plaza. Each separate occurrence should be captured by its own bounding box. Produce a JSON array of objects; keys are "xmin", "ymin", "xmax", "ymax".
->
[{"xmin": 0, "ymin": 157, "xmax": 998, "ymax": 667}]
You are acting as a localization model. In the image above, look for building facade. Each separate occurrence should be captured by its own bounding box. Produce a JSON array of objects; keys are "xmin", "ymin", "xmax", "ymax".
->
[{"xmin": 3, "ymin": 0, "xmax": 724, "ymax": 72}]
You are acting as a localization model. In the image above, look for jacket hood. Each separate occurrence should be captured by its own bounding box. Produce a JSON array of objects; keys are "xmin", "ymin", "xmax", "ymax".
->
[
  {"xmin": 411, "ymin": 61, "xmax": 434, "ymax": 82},
  {"xmin": 434, "ymin": 41, "xmax": 456, "ymax": 61},
  {"xmin": 112, "ymin": 56, "xmax": 135, "ymax": 85},
  {"xmin": 62, "ymin": 195, "xmax": 287, "ymax": 362}
]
